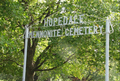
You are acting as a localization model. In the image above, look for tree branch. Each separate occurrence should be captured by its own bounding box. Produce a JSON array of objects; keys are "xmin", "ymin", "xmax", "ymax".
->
[
  {"xmin": 56, "ymin": 0, "xmax": 61, "ymax": 9},
  {"xmin": 2, "ymin": 59, "xmax": 23, "ymax": 67},
  {"xmin": 32, "ymin": 38, "xmax": 38, "ymax": 48},
  {"xmin": 28, "ymin": 0, "xmax": 61, "ymax": 27},
  {"xmin": 34, "ymin": 45, "xmax": 51, "ymax": 68},
  {"xmin": 33, "ymin": 58, "xmax": 47, "ymax": 71},
  {"xmin": 9, "ymin": 59, "xmax": 23, "ymax": 67},
  {"xmin": 29, "ymin": 7, "xmax": 50, "ymax": 26},
  {"xmin": 35, "ymin": 54, "xmax": 75, "ymax": 71}
]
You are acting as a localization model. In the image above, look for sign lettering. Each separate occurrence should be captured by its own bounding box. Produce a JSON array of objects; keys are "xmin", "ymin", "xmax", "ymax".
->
[
  {"xmin": 28, "ymin": 25, "xmax": 103, "ymax": 38},
  {"xmin": 44, "ymin": 15, "xmax": 84, "ymax": 27}
]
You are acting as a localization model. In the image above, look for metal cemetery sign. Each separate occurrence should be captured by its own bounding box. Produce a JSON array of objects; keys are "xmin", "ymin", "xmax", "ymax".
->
[
  {"xmin": 23, "ymin": 14, "xmax": 111, "ymax": 81},
  {"xmin": 26, "ymin": 15, "xmax": 104, "ymax": 38}
]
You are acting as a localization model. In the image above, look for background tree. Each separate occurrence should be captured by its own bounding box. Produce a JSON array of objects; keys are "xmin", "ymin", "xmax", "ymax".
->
[{"xmin": 0, "ymin": 0, "xmax": 119, "ymax": 81}]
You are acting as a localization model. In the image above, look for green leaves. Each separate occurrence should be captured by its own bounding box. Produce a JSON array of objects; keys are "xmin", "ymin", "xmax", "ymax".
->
[{"xmin": 0, "ymin": 0, "xmax": 120, "ymax": 81}]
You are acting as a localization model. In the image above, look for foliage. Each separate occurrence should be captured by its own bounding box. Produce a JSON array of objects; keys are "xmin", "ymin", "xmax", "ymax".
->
[{"xmin": 0, "ymin": 0, "xmax": 119, "ymax": 81}]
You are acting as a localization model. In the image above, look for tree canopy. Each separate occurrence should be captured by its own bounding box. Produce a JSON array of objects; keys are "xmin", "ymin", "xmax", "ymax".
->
[{"xmin": 0, "ymin": 0, "xmax": 120, "ymax": 81}]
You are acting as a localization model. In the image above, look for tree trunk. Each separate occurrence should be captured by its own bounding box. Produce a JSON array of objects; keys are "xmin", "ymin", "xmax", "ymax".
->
[
  {"xmin": 25, "ymin": 45, "xmax": 35, "ymax": 81},
  {"xmin": 26, "ymin": 71, "xmax": 34, "ymax": 81}
]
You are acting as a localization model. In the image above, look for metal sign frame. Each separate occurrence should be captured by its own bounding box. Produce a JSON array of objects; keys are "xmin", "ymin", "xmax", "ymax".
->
[
  {"xmin": 22, "ymin": 19, "xmax": 110, "ymax": 81},
  {"xmin": 22, "ymin": 25, "xmax": 29, "ymax": 81},
  {"xmin": 105, "ymin": 19, "xmax": 110, "ymax": 81}
]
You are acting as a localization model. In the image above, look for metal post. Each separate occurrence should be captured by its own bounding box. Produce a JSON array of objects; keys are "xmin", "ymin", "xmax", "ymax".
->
[
  {"xmin": 105, "ymin": 19, "xmax": 110, "ymax": 81},
  {"xmin": 22, "ymin": 25, "xmax": 29, "ymax": 81}
]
